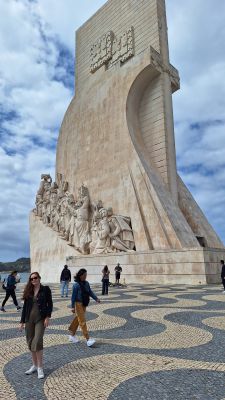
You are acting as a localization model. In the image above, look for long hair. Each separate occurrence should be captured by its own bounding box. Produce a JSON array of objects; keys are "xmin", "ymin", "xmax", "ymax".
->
[
  {"xmin": 10, "ymin": 270, "xmax": 17, "ymax": 276},
  {"xmin": 75, "ymin": 269, "xmax": 87, "ymax": 282},
  {"xmin": 22, "ymin": 272, "xmax": 41, "ymax": 300},
  {"xmin": 103, "ymin": 265, "xmax": 108, "ymax": 273}
]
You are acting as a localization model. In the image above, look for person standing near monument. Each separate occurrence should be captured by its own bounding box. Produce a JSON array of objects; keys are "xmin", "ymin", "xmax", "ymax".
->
[
  {"xmin": 60, "ymin": 265, "xmax": 71, "ymax": 297},
  {"xmin": 102, "ymin": 265, "xmax": 110, "ymax": 295},
  {"xmin": 20, "ymin": 272, "xmax": 53, "ymax": 379},
  {"xmin": 69, "ymin": 268, "xmax": 100, "ymax": 347},
  {"xmin": 1, "ymin": 271, "xmax": 21, "ymax": 312},
  {"xmin": 221, "ymin": 260, "xmax": 225, "ymax": 292},
  {"xmin": 115, "ymin": 263, "xmax": 122, "ymax": 286}
]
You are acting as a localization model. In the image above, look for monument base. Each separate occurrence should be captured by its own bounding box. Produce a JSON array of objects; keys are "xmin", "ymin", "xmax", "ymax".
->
[
  {"xmin": 30, "ymin": 213, "xmax": 224, "ymax": 285},
  {"xmin": 66, "ymin": 248, "xmax": 225, "ymax": 285}
]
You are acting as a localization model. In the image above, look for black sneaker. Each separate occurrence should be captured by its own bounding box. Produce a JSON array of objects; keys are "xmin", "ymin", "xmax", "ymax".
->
[
  {"xmin": 1, "ymin": 307, "xmax": 6, "ymax": 312},
  {"xmin": 17, "ymin": 306, "xmax": 22, "ymax": 310}
]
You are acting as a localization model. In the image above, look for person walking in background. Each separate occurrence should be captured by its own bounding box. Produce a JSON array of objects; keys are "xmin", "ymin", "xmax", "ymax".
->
[
  {"xmin": 60, "ymin": 265, "xmax": 71, "ymax": 297},
  {"xmin": 1, "ymin": 271, "xmax": 21, "ymax": 312},
  {"xmin": 20, "ymin": 272, "xmax": 53, "ymax": 379},
  {"xmin": 115, "ymin": 263, "xmax": 122, "ymax": 286},
  {"xmin": 102, "ymin": 265, "xmax": 110, "ymax": 295},
  {"xmin": 221, "ymin": 260, "xmax": 225, "ymax": 293},
  {"xmin": 69, "ymin": 268, "xmax": 100, "ymax": 347}
]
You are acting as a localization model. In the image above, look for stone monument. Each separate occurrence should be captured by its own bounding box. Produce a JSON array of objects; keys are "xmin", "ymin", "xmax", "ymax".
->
[{"xmin": 30, "ymin": 0, "xmax": 224, "ymax": 284}]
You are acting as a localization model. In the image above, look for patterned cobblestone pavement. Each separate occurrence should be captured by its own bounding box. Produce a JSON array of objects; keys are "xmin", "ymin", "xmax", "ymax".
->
[{"xmin": 1, "ymin": 283, "xmax": 225, "ymax": 399}]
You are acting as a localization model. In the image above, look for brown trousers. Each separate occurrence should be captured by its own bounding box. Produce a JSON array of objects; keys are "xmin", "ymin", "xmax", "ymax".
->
[{"xmin": 69, "ymin": 302, "xmax": 89, "ymax": 340}]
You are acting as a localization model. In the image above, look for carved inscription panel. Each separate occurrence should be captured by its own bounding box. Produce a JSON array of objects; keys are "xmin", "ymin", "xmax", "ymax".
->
[
  {"xmin": 90, "ymin": 27, "xmax": 134, "ymax": 73},
  {"xmin": 90, "ymin": 31, "xmax": 113, "ymax": 73}
]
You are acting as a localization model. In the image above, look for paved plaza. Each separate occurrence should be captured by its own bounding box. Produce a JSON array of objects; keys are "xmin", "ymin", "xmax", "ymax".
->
[{"xmin": 1, "ymin": 283, "xmax": 225, "ymax": 399}]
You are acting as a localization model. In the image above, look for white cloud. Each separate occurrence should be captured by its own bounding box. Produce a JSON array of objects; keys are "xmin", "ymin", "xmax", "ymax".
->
[
  {"xmin": 0, "ymin": 146, "xmax": 55, "ymax": 260},
  {"xmin": 34, "ymin": 0, "xmax": 107, "ymax": 52},
  {"xmin": 0, "ymin": 0, "xmax": 73, "ymax": 260}
]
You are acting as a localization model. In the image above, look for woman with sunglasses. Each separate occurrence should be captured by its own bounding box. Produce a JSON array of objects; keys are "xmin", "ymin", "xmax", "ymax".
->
[{"xmin": 20, "ymin": 272, "xmax": 53, "ymax": 379}]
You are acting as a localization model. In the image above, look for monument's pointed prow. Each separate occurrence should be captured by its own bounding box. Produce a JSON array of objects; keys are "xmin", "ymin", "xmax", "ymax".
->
[{"xmin": 30, "ymin": 0, "xmax": 224, "ymax": 284}]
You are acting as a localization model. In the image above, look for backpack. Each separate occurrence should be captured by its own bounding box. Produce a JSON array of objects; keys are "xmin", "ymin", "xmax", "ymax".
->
[
  {"xmin": 64, "ymin": 270, "xmax": 71, "ymax": 281},
  {"xmin": 2, "ymin": 279, "xmax": 6, "ymax": 291},
  {"xmin": 79, "ymin": 283, "xmax": 90, "ymax": 307}
]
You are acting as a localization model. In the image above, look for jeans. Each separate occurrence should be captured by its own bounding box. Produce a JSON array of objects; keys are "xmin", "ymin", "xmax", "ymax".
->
[
  {"xmin": 69, "ymin": 302, "xmax": 89, "ymax": 339},
  {"xmin": 61, "ymin": 281, "xmax": 69, "ymax": 297},
  {"xmin": 2, "ymin": 289, "xmax": 18, "ymax": 307},
  {"xmin": 102, "ymin": 279, "xmax": 109, "ymax": 295}
]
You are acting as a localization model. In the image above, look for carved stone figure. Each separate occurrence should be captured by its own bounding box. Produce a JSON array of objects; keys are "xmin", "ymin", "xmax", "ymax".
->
[
  {"xmin": 43, "ymin": 190, "xmax": 51, "ymax": 225},
  {"xmin": 57, "ymin": 196, "xmax": 68, "ymax": 236},
  {"xmin": 34, "ymin": 194, "xmax": 43, "ymax": 217},
  {"xmin": 49, "ymin": 189, "xmax": 58, "ymax": 227},
  {"xmin": 37, "ymin": 174, "xmax": 52, "ymax": 196},
  {"xmin": 66, "ymin": 208, "xmax": 77, "ymax": 246},
  {"xmin": 52, "ymin": 204, "xmax": 60, "ymax": 232},
  {"xmin": 91, "ymin": 200, "xmax": 103, "ymax": 225},
  {"xmin": 72, "ymin": 186, "xmax": 91, "ymax": 254},
  {"xmin": 57, "ymin": 173, "xmax": 68, "ymax": 199},
  {"xmin": 41, "ymin": 201, "xmax": 48, "ymax": 225},
  {"xmin": 109, "ymin": 212, "xmax": 135, "ymax": 252},
  {"xmin": 33, "ymin": 175, "xmax": 136, "ymax": 254},
  {"xmin": 92, "ymin": 208, "xmax": 112, "ymax": 254}
]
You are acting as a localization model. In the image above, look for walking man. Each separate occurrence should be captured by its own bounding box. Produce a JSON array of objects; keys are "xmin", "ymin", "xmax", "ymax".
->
[
  {"xmin": 1, "ymin": 271, "xmax": 21, "ymax": 312},
  {"xmin": 60, "ymin": 265, "xmax": 71, "ymax": 297},
  {"xmin": 221, "ymin": 260, "xmax": 225, "ymax": 293}
]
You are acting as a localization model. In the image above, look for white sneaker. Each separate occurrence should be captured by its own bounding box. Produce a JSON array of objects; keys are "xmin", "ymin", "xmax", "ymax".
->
[
  {"xmin": 25, "ymin": 365, "xmax": 37, "ymax": 375},
  {"xmin": 87, "ymin": 338, "xmax": 96, "ymax": 347},
  {"xmin": 37, "ymin": 368, "xmax": 44, "ymax": 379},
  {"xmin": 68, "ymin": 335, "xmax": 79, "ymax": 343}
]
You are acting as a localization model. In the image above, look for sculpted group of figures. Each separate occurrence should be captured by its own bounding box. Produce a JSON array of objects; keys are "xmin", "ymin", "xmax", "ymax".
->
[{"xmin": 34, "ymin": 174, "xmax": 135, "ymax": 255}]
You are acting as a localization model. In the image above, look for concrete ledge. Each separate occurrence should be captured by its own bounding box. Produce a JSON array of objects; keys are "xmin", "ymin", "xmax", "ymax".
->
[{"xmin": 66, "ymin": 248, "xmax": 225, "ymax": 285}]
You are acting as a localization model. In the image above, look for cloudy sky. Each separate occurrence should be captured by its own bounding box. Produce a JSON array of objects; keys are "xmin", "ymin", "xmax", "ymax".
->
[{"xmin": 0, "ymin": 0, "xmax": 224, "ymax": 261}]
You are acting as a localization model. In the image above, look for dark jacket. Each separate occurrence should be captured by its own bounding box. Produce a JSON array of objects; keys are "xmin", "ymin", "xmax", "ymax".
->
[
  {"xmin": 21, "ymin": 285, "xmax": 53, "ymax": 323},
  {"xmin": 221, "ymin": 265, "xmax": 225, "ymax": 279},
  {"xmin": 60, "ymin": 268, "xmax": 71, "ymax": 282},
  {"xmin": 6, "ymin": 275, "xmax": 16, "ymax": 290}
]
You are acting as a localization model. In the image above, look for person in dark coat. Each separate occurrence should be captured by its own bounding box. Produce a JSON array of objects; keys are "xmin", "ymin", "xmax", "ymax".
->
[
  {"xmin": 20, "ymin": 272, "xmax": 53, "ymax": 379},
  {"xmin": 115, "ymin": 263, "xmax": 122, "ymax": 285},
  {"xmin": 1, "ymin": 271, "xmax": 21, "ymax": 312},
  {"xmin": 102, "ymin": 265, "xmax": 110, "ymax": 295},
  {"xmin": 60, "ymin": 265, "xmax": 71, "ymax": 297},
  {"xmin": 221, "ymin": 260, "xmax": 225, "ymax": 292}
]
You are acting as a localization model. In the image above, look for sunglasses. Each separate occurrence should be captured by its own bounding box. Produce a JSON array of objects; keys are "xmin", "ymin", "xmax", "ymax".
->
[{"xmin": 30, "ymin": 276, "xmax": 39, "ymax": 281}]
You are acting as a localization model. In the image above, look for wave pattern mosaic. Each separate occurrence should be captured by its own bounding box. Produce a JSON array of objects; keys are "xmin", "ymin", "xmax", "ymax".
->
[{"xmin": 1, "ymin": 284, "xmax": 225, "ymax": 399}]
